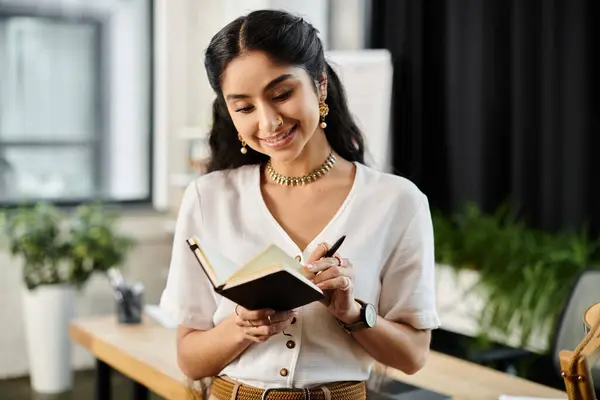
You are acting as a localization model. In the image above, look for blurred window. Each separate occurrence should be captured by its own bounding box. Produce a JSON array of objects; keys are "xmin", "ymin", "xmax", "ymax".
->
[{"xmin": 0, "ymin": 1, "xmax": 152, "ymax": 205}]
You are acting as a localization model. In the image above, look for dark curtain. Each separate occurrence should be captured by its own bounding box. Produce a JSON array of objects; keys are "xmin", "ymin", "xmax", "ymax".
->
[{"xmin": 369, "ymin": 0, "xmax": 600, "ymax": 235}]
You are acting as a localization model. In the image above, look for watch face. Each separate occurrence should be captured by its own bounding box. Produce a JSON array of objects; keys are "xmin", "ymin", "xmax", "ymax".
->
[{"xmin": 364, "ymin": 304, "xmax": 377, "ymax": 327}]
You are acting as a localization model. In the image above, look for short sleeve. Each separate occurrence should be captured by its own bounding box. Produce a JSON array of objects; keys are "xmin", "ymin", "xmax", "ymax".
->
[
  {"xmin": 159, "ymin": 180, "xmax": 218, "ymax": 330},
  {"xmin": 378, "ymin": 195, "xmax": 441, "ymax": 330}
]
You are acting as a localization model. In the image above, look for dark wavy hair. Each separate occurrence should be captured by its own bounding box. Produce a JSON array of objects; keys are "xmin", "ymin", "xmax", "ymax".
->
[{"xmin": 203, "ymin": 9, "xmax": 365, "ymax": 173}]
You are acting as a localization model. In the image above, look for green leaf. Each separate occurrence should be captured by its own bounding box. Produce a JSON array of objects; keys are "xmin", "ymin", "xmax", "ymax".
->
[
  {"xmin": 432, "ymin": 202, "xmax": 599, "ymax": 357},
  {"xmin": 0, "ymin": 201, "xmax": 136, "ymax": 290}
]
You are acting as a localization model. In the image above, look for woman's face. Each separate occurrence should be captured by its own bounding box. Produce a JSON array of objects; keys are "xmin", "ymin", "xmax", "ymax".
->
[{"xmin": 220, "ymin": 50, "xmax": 325, "ymax": 163}]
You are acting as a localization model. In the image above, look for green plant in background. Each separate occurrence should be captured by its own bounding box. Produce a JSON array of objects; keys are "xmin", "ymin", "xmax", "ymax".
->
[
  {"xmin": 432, "ymin": 202, "xmax": 600, "ymax": 353},
  {"xmin": 0, "ymin": 202, "xmax": 135, "ymax": 290},
  {"xmin": 1, "ymin": 203, "xmax": 71, "ymax": 290},
  {"xmin": 67, "ymin": 203, "xmax": 135, "ymax": 288}
]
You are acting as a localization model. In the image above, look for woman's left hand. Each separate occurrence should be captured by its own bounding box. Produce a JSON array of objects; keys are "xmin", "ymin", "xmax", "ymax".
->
[{"xmin": 305, "ymin": 242, "xmax": 361, "ymax": 324}]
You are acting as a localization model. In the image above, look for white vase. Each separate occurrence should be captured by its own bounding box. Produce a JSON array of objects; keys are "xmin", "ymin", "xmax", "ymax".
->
[{"xmin": 22, "ymin": 284, "xmax": 76, "ymax": 394}]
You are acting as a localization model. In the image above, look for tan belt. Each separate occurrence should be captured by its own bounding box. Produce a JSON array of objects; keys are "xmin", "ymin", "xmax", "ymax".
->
[{"xmin": 211, "ymin": 376, "xmax": 366, "ymax": 400}]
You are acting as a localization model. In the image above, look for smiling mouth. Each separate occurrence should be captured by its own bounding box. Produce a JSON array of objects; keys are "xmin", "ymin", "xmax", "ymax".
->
[{"xmin": 259, "ymin": 124, "xmax": 297, "ymax": 143}]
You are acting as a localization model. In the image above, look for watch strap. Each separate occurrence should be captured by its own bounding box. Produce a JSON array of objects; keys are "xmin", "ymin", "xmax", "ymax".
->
[
  {"xmin": 340, "ymin": 320, "xmax": 367, "ymax": 333},
  {"xmin": 337, "ymin": 299, "xmax": 372, "ymax": 333}
]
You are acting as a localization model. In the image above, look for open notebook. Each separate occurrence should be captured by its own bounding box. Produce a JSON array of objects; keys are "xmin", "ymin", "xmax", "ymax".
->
[{"xmin": 186, "ymin": 236, "xmax": 324, "ymax": 311}]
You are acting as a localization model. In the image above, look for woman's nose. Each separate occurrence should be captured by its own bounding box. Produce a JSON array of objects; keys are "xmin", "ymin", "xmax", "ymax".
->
[{"xmin": 258, "ymin": 108, "xmax": 281, "ymax": 133}]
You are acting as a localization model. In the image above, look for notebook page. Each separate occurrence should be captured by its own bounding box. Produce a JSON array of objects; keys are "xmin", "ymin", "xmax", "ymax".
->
[{"xmin": 198, "ymin": 241, "xmax": 240, "ymax": 285}]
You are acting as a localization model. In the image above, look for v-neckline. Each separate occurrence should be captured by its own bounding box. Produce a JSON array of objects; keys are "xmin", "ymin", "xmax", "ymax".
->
[{"xmin": 253, "ymin": 162, "xmax": 362, "ymax": 256}]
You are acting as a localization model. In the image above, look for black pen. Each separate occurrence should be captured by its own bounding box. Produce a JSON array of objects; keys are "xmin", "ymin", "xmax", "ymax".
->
[{"xmin": 325, "ymin": 235, "xmax": 346, "ymax": 258}]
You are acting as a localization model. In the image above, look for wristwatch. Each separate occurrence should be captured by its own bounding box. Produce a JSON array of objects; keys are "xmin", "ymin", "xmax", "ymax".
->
[{"xmin": 337, "ymin": 299, "xmax": 377, "ymax": 333}]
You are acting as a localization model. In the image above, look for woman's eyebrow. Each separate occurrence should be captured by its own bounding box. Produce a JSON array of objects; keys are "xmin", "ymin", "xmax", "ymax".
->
[{"xmin": 226, "ymin": 74, "xmax": 294, "ymax": 100}]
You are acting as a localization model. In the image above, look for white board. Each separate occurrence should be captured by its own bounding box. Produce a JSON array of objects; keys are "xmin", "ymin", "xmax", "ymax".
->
[{"xmin": 325, "ymin": 49, "xmax": 393, "ymax": 173}]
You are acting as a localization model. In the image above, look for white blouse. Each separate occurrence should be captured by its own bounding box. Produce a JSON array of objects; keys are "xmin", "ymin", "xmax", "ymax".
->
[{"xmin": 159, "ymin": 162, "xmax": 440, "ymax": 389}]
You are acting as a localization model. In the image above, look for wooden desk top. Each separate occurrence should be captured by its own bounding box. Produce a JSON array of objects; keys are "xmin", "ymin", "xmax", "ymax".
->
[
  {"xmin": 69, "ymin": 315, "xmax": 567, "ymax": 400},
  {"xmin": 69, "ymin": 315, "xmax": 189, "ymax": 400}
]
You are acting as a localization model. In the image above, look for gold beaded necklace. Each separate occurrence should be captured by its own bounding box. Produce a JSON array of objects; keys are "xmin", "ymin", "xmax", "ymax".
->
[{"xmin": 266, "ymin": 152, "xmax": 336, "ymax": 186}]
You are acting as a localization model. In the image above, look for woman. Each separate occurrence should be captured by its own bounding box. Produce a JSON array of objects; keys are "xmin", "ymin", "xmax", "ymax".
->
[{"xmin": 160, "ymin": 9, "xmax": 440, "ymax": 400}]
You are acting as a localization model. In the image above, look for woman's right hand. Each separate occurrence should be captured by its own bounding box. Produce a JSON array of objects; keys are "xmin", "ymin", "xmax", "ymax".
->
[{"xmin": 234, "ymin": 305, "xmax": 297, "ymax": 343}]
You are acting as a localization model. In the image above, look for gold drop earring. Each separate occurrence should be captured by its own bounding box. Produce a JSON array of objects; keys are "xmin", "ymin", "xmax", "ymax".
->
[
  {"xmin": 319, "ymin": 97, "xmax": 329, "ymax": 129},
  {"xmin": 238, "ymin": 134, "xmax": 248, "ymax": 154}
]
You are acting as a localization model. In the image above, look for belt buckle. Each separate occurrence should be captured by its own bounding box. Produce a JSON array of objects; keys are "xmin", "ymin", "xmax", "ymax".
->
[{"xmin": 261, "ymin": 387, "xmax": 299, "ymax": 400}]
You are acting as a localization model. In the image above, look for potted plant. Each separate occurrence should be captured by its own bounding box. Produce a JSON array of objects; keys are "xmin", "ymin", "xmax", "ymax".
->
[
  {"xmin": 431, "ymin": 202, "xmax": 600, "ymax": 376},
  {"xmin": 0, "ymin": 202, "xmax": 134, "ymax": 394}
]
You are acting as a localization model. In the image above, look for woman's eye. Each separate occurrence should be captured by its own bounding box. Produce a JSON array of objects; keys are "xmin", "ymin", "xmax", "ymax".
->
[
  {"xmin": 235, "ymin": 106, "xmax": 254, "ymax": 113},
  {"xmin": 273, "ymin": 90, "xmax": 293, "ymax": 101}
]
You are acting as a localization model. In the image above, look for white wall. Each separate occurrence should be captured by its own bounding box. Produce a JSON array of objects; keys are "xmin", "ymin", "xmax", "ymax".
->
[
  {"xmin": 326, "ymin": 50, "xmax": 393, "ymax": 172},
  {"xmin": 329, "ymin": 0, "xmax": 370, "ymax": 50},
  {"xmin": 268, "ymin": 0, "xmax": 329, "ymax": 48},
  {"xmin": 105, "ymin": 0, "xmax": 151, "ymax": 201}
]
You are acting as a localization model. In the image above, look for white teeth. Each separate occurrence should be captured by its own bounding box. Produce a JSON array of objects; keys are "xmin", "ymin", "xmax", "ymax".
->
[{"xmin": 265, "ymin": 126, "xmax": 294, "ymax": 143}]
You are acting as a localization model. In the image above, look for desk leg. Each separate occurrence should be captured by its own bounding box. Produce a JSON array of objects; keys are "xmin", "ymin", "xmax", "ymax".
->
[
  {"xmin": 95, "ymin": 359, "xmax": 112, "ymax": 400},
  {"xmin": 131, "ymin": 381, "xmax": 149, "ymax": 400}
]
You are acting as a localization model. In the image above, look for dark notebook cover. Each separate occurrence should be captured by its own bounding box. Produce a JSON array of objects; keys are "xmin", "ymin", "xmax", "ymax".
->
[
  {"xmin": 216, "ymin": 270, "xmax": 324, "ymax": 311},
  {"xmin": 366, "ymin": 373, "xmax": 451, "ymax": 400},
  {"xmin": 186, "ymin": 237, "xmax": 324, "ymax": 311}
]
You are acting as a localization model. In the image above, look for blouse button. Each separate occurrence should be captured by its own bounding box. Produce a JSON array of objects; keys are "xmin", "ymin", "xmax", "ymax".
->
[
  {"xmin": 280, "ymin": 368, "xmax": 289, "ymax": 377},
  {"xmin": 291, "ymin": 317, "xmax": 297, "ymax": 324},
  {"xmin": 294, "ymin": 255, "xmax": 302, "ymax": 262},
  {"xmin": 286, "ymin": 340, "xmax": 295, "ymax": 349}
]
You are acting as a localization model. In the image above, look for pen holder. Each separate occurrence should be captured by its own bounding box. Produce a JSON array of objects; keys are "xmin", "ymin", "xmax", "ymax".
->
[{"xmin": 114, "ymin": 282, "xmax": 145, "ymax": 324}]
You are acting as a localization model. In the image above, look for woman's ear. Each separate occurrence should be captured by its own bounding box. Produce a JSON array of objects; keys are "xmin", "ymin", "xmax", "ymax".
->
[{"xmin": 318, "ymin": 72, "xmax": 328, "ymax": 101}]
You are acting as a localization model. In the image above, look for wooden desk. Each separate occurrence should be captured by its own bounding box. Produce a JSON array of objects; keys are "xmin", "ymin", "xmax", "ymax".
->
[{"xmin": 69, "ymin": 315, "xmax": 567, "ymax": 400}]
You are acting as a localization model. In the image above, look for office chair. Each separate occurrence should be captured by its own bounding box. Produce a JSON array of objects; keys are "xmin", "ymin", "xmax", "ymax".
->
[{"xmin": 553, "ymin": 269, "xmax": 600, "ymax": 398}]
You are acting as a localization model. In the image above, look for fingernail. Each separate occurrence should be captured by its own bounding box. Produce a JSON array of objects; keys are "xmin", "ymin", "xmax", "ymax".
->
[
  {"xmin": 306, "ymin": 263, "xmax": 315, "ymax": 270},
  {"xmin": 266, "ymin": 310, "xmax": 275, "ymax": 316},
  {"xmin": 290, "ymin": 310, "xmax": 299, "ymax": 316}
]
